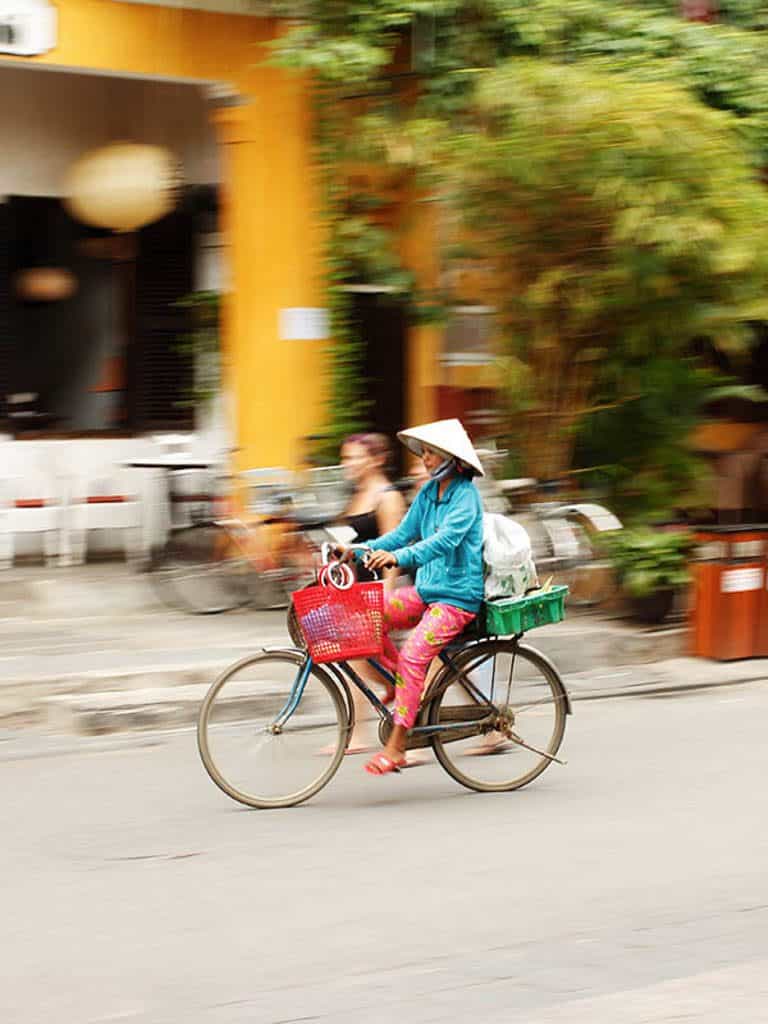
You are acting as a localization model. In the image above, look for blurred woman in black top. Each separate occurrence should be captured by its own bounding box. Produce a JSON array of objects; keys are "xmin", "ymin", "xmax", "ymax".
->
[{"xmin": 338, "ymin": 433, "xmax": 405, "ymax": 752}]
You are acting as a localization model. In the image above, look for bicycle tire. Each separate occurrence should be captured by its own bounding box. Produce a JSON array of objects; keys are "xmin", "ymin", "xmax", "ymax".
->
[
  {"xmin": 197, "ymin": 649, "xmax": 349, "ymax": 809},
  {"xmin": 149, "ymin": 523, "xmax": 252, "ymax": 614},
  {"xmin": 250, "ymin": 561, "xmax": 317, "ymax": 611},
  {"xmin": 249, "ymin": 570, "xmax": 292, "ymax": 611},
  {"xmin": 426, "ymin": 639, "xmax": 568, "ymax": 793}
]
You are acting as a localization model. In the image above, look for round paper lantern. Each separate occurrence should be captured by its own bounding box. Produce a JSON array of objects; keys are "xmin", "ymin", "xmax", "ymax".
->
[
  {"xmin": 64, "ymin": 142, "xmax": 181, "ymax": 232},
  {"xmin": 15, "ymin": 267, "xmax": 78, "ymax": 303}
]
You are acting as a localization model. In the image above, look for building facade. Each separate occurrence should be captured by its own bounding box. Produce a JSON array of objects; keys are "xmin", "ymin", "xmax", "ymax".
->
[{"xmin": 0, "ymin": 0, "xmax": 467, "ymax": 482}]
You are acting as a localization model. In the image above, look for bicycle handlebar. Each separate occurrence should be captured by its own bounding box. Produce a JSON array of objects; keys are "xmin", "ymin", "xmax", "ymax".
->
[
  {"xmin": 319, "ymin": 543, "xmax": 380, "ymax": 588},
  {"xmin": 320, "ymin": 541, "xmax": 370, "ymax": 560}
]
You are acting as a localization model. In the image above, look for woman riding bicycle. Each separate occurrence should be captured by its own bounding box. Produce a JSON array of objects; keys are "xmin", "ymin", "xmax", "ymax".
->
[{"xmin": 339, "ymin": 418, "xmax": 485, "ymax": 777}]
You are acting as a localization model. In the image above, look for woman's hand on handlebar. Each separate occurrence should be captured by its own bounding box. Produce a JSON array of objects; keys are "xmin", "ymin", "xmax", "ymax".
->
[
  {"xmin": 365, "ymin": 550, "xmax": 398, "ymax": 572},
  {"xmin": 326, "ymin": 543, "xmax": 395, "ymax": 571},
  {"xmin": 329, "ymin": 543, "xmax": 371, "ymax": 563}
]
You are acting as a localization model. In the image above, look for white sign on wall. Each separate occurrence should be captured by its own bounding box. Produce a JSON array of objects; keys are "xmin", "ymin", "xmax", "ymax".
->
[
  {"xmin": 0, "ymin": 0, "xmax": 56, "ymax": 57},
  {"xmin": 279, "ymin": 307, "xmax": 329, "ymax": 342},
  {"xmin": 721, "ymin": 568, "xmax": 764, "ymax": 594}
]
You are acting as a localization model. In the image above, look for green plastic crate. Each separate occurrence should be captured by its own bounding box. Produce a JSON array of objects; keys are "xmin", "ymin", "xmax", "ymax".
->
[{"xmin": 485, "ymin": 585, "xmax": 569, "ymax": 636}]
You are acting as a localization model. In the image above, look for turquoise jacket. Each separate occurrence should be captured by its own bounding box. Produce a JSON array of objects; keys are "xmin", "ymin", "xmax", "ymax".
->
[{"xmin": 369, "ymin": 475, "xmax": 484, "ymax": 613}]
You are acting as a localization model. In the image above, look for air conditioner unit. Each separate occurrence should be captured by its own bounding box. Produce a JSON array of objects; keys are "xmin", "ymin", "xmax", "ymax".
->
[{"xmin": 0, "ymin": 0, "xmax": 56, "ymax": 58}]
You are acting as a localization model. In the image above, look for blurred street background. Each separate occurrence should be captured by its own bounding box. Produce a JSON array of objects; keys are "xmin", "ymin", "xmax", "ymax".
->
[{"xmin": 3, "ymin": 1, "xmax": 768, "ymax": 1022}]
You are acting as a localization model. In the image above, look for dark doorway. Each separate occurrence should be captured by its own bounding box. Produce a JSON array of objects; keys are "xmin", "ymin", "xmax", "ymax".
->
[
  {"xmin": 0, "ymin": 192, "xmax": 214, "ymax": 436},
  {"xmin": 3, "ymin": 197, "xmax": 124, "ymax": 434},
  {"xmin": 350, "ymin": 291, "xmax": 407, "ymax": 471}
]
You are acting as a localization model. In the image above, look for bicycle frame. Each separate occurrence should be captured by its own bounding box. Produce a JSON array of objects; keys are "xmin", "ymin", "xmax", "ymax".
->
[
  {"xmin": 214, "ymin": 514, "xmax": 292, "ymax": 571},
  {"xmin": 274, "ymin": 644, "xmax": 501, "ymax": 740},
  {"xmin": 177, "ymin": 511, "xmax": 322, "ymax": 581}
]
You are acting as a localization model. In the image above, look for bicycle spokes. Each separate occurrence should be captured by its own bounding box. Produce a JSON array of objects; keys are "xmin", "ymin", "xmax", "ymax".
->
[{"xmin": 428, "ymin": 641, "xmax": 567, "ymax": 791}]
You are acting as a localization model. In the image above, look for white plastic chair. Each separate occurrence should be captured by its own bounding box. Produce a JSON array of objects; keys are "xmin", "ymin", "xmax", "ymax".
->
[
  {"xmin": 64, "ymin": 468, "xmax": 144, "ymax": 565},
  {"xmin": 0, "ymin": 472, "xmax": 65, "ymax": 568},
  {"xmin": 167, "ymin": 468, "xmax": 217, "ymax": 528}
]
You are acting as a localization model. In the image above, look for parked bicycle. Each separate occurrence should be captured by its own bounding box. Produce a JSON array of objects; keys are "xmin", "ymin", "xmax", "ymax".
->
[
  {"xmin": 496, "ymin": 475, "xmax": 622, "ymax": 607},
  {"xmin": 148, "ymin": 465, "xmax": 348, "ymax": 615},
  {"xmin": 455, "ymin": 449, "xmax": 622, "ymax": 607},
  {"xmin": 197, "ymin": 547, "xmax": 572, "ymax": 809}
]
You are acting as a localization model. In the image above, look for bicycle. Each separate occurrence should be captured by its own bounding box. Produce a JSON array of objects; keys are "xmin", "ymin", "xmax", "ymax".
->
[
  {"xmin": 197, "ymin": 548, "xmax": 572, "ymax": 809},
  {"xmin": 459, "ymin": 449, "xmax": 622, "ymax": 607},
  {"xmin": 148, "ymin": 465, "xmax": 348, "ymax": 615},
  {"xmin": 498, "ymin": 477, "xmax": 622, "ymax": 607}
]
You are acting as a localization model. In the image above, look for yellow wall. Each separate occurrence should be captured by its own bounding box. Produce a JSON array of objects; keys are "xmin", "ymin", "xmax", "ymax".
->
[
  {"xmin": 401, "ymin": 194, "xmax": 439, "ymax": 428},
  {"xmin": 1, "ymin": 0, "xmax": 327, "ymax": 469}
]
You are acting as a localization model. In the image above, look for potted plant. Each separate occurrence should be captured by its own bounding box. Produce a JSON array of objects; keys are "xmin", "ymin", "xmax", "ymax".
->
[{"xmin": 603, "ymin": 528, "xmax": 695, "ymax": 624}]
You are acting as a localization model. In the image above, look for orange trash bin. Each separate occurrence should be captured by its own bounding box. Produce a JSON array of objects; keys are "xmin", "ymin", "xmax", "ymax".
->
[{"xmin": 691, "ymin": 526, "xmax": 767, "ymax": 660}]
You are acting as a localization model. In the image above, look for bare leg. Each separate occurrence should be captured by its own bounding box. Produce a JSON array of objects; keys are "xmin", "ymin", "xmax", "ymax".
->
[
  {"xmin": 346, "ymin": 659, "xmax": 393, "ymax": 752},
  {"xmin": 366, "ymin": 602, "xmax": 475, "ymax": 774},
  {"xmin": 381, "ymin": 724, "xmax": 408, "ymax": 763}
]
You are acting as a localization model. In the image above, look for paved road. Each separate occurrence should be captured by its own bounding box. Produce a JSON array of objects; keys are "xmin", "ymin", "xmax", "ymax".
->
[{"xmin": 3, "ymin": 683, "xmax": 767, "ymax": 1023}]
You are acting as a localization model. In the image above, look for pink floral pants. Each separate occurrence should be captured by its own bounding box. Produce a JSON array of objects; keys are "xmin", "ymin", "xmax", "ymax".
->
[{"xmin": 379, "ymin": 586, "xmax": 476, "ymax": 729}]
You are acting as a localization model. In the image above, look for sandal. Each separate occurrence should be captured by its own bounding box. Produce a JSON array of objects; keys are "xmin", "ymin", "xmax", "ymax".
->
[{"xmin": 364, "ymin": 752, "xmax": 407, "ymax": 776}]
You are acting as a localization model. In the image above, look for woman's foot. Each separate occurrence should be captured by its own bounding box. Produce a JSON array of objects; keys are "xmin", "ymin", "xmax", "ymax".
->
[
  {"xmin": 364, "ymin": 724, "xmax": 409, "ymax": 775},
  {"xmin": 364, "ymin": 729, "xmax": 408, "ymax": 774},
  {"xmin": 362, "ymin": 744, "xmax": 429, "ymax": 771},
  {"xmin": 364, "ymin": 750, "xmax": 407, "ymax": 775}
]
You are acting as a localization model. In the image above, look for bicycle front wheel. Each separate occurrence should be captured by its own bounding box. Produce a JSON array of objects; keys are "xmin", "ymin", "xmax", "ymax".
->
[
  {"xmin": 427, "ymin": 640, "xmax": 568, "ymax": 793},
  {"xmin": 197, "ymin": 650, "xmax": 348, "ymax": 808},
  {"xmin": 150, "ymin": 523, "xmax": 252, "ymax": 614}
]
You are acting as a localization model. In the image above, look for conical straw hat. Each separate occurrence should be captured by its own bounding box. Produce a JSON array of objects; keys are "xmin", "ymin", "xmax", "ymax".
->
[{"xmin": 397, "ymin": 418, "xmax": 485, "ymax": 477}]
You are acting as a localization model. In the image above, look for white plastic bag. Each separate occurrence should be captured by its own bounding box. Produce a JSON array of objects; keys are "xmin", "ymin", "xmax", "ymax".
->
[{"xmin": 483, "ymin": 513, "xmax": 539, "ymax": 600}]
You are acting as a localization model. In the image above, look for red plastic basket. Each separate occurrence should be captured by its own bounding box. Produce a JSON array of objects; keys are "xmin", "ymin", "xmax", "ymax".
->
[{"xmin": 291, "ymin": 580, "xmax": 385, "ymax": 664}]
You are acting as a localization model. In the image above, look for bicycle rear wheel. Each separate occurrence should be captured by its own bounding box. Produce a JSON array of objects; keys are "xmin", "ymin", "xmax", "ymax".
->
[
  {"xmin": 149, "ymin": 523, "xmax": 252, "ymax": 614},
  {"xmin": 427, "ymin": 640, "xmax": 568, "ymax": 792},
  {"xmin": 197, "ymin": 650, "xmax": 348, "ymax": 808}
]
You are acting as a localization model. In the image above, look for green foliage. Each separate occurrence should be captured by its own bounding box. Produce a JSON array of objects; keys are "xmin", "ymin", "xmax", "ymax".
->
[
  {"xmin": 602, "ymin": 527, "xmax": 696, "ymax": 597},
  {"xmin": 270, "ymin": 1, "xmax": 768, "ymax": 477},
  {"xmin": 574, "ymin": 358, "xmax": 716, "ymax": 522},
  {"xmin": 453, "ymin": 58, "xmax": 768, "ymax": 338},
  {"xmin": 440, "ymin": 59, "xmax": 768, "ymax": 475},
  {"xmin": 637, "ymin": 0, "xmax": 768, "ymax": 30},
  {"xmin": 175, "ymin": 291, "xmax": 220, "ymax": 408},
  {"xmin": 313, "ymin": 88, "xmax": 372, "ymax": 450},
  {"xmin": 274, "ymin": 3, "xmax": 768, "ymax": 160},
  {"xmin": 334, "ymin": 216, "xmax": 415, "ymax": 295},
  {"xmin": 718, "ymin": 0, "xmax": 768, "ymax": 29}
]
